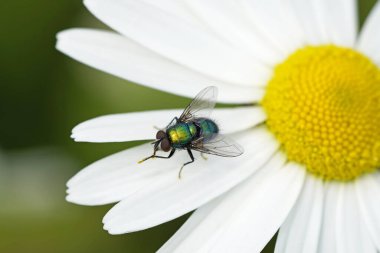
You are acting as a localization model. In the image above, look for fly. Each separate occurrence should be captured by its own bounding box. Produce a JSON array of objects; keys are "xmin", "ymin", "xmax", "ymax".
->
[{"xmin": 138, "ymin": 86, "xmax": 244, "ymax": 178}]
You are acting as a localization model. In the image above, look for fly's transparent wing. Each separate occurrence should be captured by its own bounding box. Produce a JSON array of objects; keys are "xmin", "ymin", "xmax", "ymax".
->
[
  {"xmin": 191, "ymin": 134, "xmax": 244, "ymax": 157},
  {"xmin": 179, "ymin": 86, "xmax": 218, "ymax": 122}
]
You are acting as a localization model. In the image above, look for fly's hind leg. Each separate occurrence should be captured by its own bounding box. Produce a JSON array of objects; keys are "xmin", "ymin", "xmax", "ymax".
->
[
  {"xmin": 139, "ymin": 149, "xmax": 175, "ymax": 164},
  {"xmin": 178, "ymin": 148, "xmax": 195, "ymax": 179}
]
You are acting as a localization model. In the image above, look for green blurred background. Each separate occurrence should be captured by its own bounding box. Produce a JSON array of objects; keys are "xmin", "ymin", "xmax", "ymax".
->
[{"xmin": 0, "ymin": 0, "xmax": 377, "ymax": 252}]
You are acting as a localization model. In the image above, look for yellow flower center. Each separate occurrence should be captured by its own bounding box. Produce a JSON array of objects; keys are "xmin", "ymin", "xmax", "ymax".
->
[{"xmin": 262, "ymin": 45, "xmax": 380, "ymax": 181}]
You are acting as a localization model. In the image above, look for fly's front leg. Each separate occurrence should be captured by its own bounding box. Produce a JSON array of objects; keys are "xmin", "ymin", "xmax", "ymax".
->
[
  {"xmin": 139, "ymin": 149, "xmax": 175, "ymax": 164},
  {"xmin": 153, "ymin": 149, "xmax": 176, "ymax": 159},
  {"xmin": 178, "ymin": 148, "xmax": 195, "ymax": 179}
]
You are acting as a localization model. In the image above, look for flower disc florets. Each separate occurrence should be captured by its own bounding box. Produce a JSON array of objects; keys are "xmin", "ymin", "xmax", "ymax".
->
[{"xmin": 262, "ymin": 45, "xmax": 380, "ymax": 181}]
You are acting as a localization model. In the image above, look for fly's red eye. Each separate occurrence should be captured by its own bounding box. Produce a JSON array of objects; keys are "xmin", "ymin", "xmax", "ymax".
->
[
  {"xmin": 161, "ymin": 138, "xmax": 171, "ymax": 152},
  {"xmin": 156, "ymin": 130, "xmax": 166, "ymax": 140}
]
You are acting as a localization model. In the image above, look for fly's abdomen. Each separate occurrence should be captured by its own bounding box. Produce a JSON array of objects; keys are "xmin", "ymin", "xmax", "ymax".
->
[
  {"xmin": 167, "ymin": 123, "xmax": 197, "ymax": 148},
  {"xmin": 196, "ymin": 118, "xmax": 219, "ymax": 141}
]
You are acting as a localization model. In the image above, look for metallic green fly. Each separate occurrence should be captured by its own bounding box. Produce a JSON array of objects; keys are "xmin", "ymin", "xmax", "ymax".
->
[{"xmin": 139, "ymin": 86, "xmax": 244, "ymax": 178}]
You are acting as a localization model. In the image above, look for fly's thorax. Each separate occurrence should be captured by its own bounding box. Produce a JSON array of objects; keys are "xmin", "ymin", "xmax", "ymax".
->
[
  {"xmin": 195, "ymin": 118, "xmax": 219, "ymax": 140},
  {"xmin": 167, "ymin": 123, "xmax": 198, "ymax": 147}
]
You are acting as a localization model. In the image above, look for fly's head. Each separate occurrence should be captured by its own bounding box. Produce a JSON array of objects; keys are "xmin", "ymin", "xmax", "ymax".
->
[{"xmin": 155, "ymin": 130, "xmax": 171, "ymax": 152}]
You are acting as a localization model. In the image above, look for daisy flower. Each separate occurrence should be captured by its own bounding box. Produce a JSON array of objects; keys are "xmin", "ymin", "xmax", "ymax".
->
[{"xmin": 57, "ymin": 0, "xmax": 380, "ymax": 252}]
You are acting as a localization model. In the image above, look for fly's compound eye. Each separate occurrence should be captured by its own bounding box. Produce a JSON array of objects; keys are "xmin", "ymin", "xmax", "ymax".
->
[
  {"xmin": 156, "ymin": 130, "xmax": 166, "ymax": 140},
  {"xmin": 161, "ymin": 138, "xmax": 171, "ymax": 152}
]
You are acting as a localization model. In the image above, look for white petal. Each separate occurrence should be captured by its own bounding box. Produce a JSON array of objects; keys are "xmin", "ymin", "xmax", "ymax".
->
[
  {"xmin": 102, "ymin": 128, "xmax": 279, "ymax": 234},
  {"xmin": 240, "ymin": 0, "xmax": 306, "ymax": 56},
  {"xmin": 57, "ymin": 29, "xmax": 262, "ymax": 104},
  {"xmin": 275, "ymin": 175, "xmax": 324, "ymax": 253},
  {"xmin": 291, "ymin": 0, "xmax": 357, "ymax": 47},
  {"xmin": 201, "ymin": 163, "xmax": 305, "ymax": 253},
  {"xmin": 157, "ymin": 195, "xmax": 226, "ymax": 253},
  {"xmin": 183, "ymin": 0, "xmax": 282, "ymax": 66},
  {"xmin": 67, "ymin": 128, "xmax": 276, "ymax": 206},
  {"xmin": 355, "ymin": 172, "xmax": 380, "ymax": 250},
  {"xmin": 159, "ymin": 155, "xmax": 306, "ymax": 253},
  {"xmin": 290, "ymin": 0, "xmax": 329, "ymax": 45},
  {"xmin": 67, "ymin": 143, "xmax": 172, "ymax": 205},
  {"xmin": 313, "ymin": 0, "xmax": 357, "ymax": 47},
  {"xmin": 138, "ymin": 0, "xmax": 202, "ymax": 27},
  {"xmin": 357, "ymin": 1, "xmax": 380, "ymax": 64},
  {"xmin": 72, "ymin": 107, "xmax": 266, "ymax": 143},
  {"xmin": 84, "ymin": 0, "xmax": 268, "ymax": 86},
  {"xmin": 336, "ymin": 183, "xmax": 376, "ymax": 253},
  {"xmin": 318, "ymin": 183, "xmax": 342, "ymax": 253}
]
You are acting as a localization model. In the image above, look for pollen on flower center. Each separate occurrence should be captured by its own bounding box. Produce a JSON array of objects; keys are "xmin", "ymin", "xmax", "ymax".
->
[{"xmin": 262, "ymin": 45, "xmax": 380, "ymax": 181}]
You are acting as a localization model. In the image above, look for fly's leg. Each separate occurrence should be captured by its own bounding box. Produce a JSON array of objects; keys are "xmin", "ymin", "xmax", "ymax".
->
[
  {"xmin": 153, "ymin": 149, "xmax": 176, "ymax": 159},
  {"xmin": 138, "ymin": 149, "xmax": 175, "ymax": 164},
  {"xmin": 165, "ymin": 117, "xmax": 180, "ymax": 128},
  {"xmin": 201, "ymin": 153, "xmax": 208, "ymax": 160},
  {"xmin": 154, "ymin": 116, "xmax": 179, "ymax": 134},
  {"xmin": 178, "ymin": 148, "xmax": 195, "ymax": 179}
]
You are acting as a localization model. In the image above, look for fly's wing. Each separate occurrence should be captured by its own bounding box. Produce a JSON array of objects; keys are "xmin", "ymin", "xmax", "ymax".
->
[
  {"xmin": 190, "ymin": 134, "xmax": 244, "ymax": 157},
  {"xmin": 179, "ymin": 86, "xmax": 218, "ymax": 122}
]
